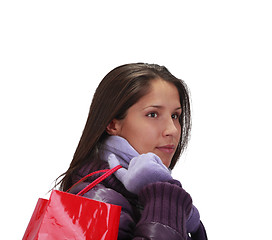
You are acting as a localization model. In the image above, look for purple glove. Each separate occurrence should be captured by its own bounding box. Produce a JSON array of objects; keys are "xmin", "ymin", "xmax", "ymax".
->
[
  {"xmin": 108, "ymin": 152, "xmax": 173, "ymax": 194},
  {"xmin": 187, "ymin": 205, "xmax": 201, "ymax": 233}
]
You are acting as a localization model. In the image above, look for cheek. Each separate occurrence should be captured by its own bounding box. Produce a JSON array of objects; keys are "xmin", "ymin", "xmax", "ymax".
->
[
  {"xmin": 119, "ymin": 121, "xmax": 146, "ymax": 149},
  {"xmin": 132, "ymin": 126, "xmax": 158, "ymax": 152},
  {"xmin": 126, "ymin": 123, "xmax": 159, "ymax": 154},
  {"xmin": 175, "ymin": 122, "xmax": 182, "ymax": 138}
]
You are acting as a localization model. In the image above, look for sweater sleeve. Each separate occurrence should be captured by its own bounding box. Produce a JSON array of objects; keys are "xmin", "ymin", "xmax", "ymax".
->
[{"xmin": 132, "ymin": 181, "xmax": 192, "ymax": 240}]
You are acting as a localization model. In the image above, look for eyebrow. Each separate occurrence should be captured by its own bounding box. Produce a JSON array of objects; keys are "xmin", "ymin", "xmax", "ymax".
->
[{"xmin": 143, "ymin": 105, "xmax": 182, "ymax": 110}]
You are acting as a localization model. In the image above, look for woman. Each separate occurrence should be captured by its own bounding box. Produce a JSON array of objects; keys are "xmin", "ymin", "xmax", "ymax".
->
[{"xmin": 58, "ymin": 63, "xmax": 207, "ymax": 239}]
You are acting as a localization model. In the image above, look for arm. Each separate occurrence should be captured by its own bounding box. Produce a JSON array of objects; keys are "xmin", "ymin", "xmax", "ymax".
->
[
  {"xmin": 69, "ymin": 179, "xmax": 192, "ymax": 240},
  {"xmin": 108, "ymin": 153, "xmax": 193, "ymax": 239}
]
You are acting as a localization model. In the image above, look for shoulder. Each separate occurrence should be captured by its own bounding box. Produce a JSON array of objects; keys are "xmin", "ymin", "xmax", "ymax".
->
[
  {"xmin": 70, "ymin": 182, "xmax": 133, "ymax": 212},
  {"xmin": 69, "ymin": 181, "xmax": 138, "ymax": 239}
]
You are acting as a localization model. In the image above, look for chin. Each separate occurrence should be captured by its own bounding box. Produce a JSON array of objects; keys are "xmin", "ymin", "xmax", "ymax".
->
[
  {"xmin": 161, "ymin": 158, "xmax": 171, "ymax": 168},
  {"xmin": 153, "ymin": 152, "xmax": 171, "ymax": 167}
]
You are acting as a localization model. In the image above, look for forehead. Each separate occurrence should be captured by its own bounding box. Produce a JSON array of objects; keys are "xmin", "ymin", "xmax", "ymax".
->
[{"xmin": 137, "ymin": 78, "xmax": 181, "ymax": 107}]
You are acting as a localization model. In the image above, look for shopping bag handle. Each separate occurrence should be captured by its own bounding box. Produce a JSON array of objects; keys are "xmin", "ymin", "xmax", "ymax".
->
[{"xmin": 66, "ymin": 165, "xmax": 122, "ymax": 196}]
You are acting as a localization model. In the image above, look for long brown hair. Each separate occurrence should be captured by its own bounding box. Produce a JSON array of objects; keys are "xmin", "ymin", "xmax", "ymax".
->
[{"xmin": 58, "ymin": 63, "xmax": 191, "ymax": 191}]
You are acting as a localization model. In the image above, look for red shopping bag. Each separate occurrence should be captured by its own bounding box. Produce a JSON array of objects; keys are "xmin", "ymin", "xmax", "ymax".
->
[{"xmin": 23, "ymin": 165, "xmax": 122, "ymax": 240}]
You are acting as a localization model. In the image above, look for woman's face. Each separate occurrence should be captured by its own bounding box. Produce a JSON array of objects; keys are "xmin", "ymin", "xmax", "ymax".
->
[{"xmin": 112, "ymin": 79, "xmax": 181, "ymax": 167}]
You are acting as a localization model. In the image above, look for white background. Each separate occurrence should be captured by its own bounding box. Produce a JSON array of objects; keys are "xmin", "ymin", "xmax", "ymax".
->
[{"xmin": 1, "ymin": 1, "xmax": 271, "ymax": 239}]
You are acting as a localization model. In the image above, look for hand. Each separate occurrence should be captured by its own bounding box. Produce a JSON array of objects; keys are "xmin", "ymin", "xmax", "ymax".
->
[{"xmin": 108, "ymin": 152, "xmax": 173, "ymax": 194}]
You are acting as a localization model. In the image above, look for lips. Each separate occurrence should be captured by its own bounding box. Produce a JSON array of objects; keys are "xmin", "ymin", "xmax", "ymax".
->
[{"xmin": 156, "ymin": 145, "xmax": 175, "ymax": 154}]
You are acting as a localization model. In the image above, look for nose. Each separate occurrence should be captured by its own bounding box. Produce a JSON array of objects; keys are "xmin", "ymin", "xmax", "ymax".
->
[{"xmin": 162, "ymin": 117, "xmax": 180, "ymax": 137}]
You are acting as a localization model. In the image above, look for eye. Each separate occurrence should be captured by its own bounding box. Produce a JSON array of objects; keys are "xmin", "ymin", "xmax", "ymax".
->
[
  {"xmin": 147, "ymin": 112, "xmax": 158, "ymax": 118},
  {"xmin": 171, "ymin": 113, "xmax": 180, "ymax": 119}
]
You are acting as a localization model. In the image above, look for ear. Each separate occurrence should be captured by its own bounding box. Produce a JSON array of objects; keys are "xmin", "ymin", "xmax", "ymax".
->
[{"xmin": 106, "ymin": 119, "xmax": 122, "ymax": 135}]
